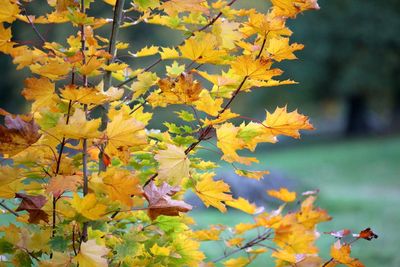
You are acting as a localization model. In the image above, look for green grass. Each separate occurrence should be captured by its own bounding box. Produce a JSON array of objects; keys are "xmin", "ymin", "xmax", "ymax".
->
[{"xmin": 191, "ymin": 135, "xmax": 400, "ymax": 266}]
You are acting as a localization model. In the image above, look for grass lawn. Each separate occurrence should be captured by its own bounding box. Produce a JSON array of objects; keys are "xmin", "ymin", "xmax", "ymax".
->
[{"xmin": 190, "ymin": 135, "xmax": 400, "ymax": 266}]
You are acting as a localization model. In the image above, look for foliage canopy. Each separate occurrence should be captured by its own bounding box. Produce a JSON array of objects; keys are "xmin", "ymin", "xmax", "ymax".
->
[{"xmin": 0, "ymin": 0, "xmax": 377, "ymax": 266}]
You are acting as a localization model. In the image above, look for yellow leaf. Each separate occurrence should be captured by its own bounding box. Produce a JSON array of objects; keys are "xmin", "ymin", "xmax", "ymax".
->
[
  {"xmin": 272, "ymin": 250, "xmax": 305, "ymax": 264},
  {"xmin": 56, "ymin": 109, "xmax": 101, "ymax": 139},
  {"xmin": 195, "ymin": 172, "xmax": 232, "ymax": 212},
  {"xmin": 226, "ymin": 197, "xmax": 257, "ymax": 214},
  {"xmin": 194, "ymin": 90, "xmax": 224, "ymax": 116},
  {"xmin": 79, "ymin": 57, "xmax": 105, "ymax": 76},
  {"xmin": 60, "ymin": 85, "xmax": 107, "ymax": 105},
  {"xmin": 234, "ymin": 169, "xmax": 270, "ymax": 180},
  {"xmin": 216, "ymin": 123, "xmax": 258, "ymax": 165},
  {"xmin": 160, "ymin": 0, "xmax": 209, "ymax": 16},
  {"xmin": 231, "ymin": 55, "xmax": 282, "ymax": 80},
  {"xmin": 203, "ymin": 109, "xmax": 239, "ymax": 126},
  {"xmin": 330, "ymin": 240, "xmax": 365, "ymax": 267},
  {"xmin": 70, "ymin": 193, "xmax": 107, "ymax": 221},
  {"xmin": 262, "ymin": 106, "xmax": 314, "ymax": 138},
  {"xmin": 130, "ymin": 45, "xmax": 159, "ymax": 57},
  {"xmin": 226, "ymin": 237, "xmax": 244, "ymax": 247},
  {"xmin": 131, "ymin": 72, "xmax": 159, "ymax": 99},
  {"xmin": 266, "ymin": 37, "xmax": 304, "ymax": 62},
  {"xmin": 39, "ymin": 251, "xmax": 72, "ymax": 267},
  {"xmin": 30, "ymin": 58, "xmax": 71, "ymax": 80},
  {"xmin": 102, "ymin": 0, "xmax": 116, "ymax": 6},
  {"xmin": 150, "ymin": 243, "xmax": 170, "ymax": 256},
  {"xmin": 100, "ymin": 167, "xmax": 142, "ymax": 207},
  {"xmin": 75, "ymin": 239, "xmax": 110, "ymax": 267},
  {"xmin": 223, "ymin": 257, "xmax": 250, "ymax": 267},
  {"xmin": 267, "ymin": 188, "xmax": 296, "ymax": 202},
  {"xmin": 154, "ymin": 144, "xmax": 190, "ymax": 185},
  {"xmin": 22, "ymin": 77, "xmax": 57, "ymax": 111},
  {"xmin": 0, "ymin": 0, "xmax": 20, "ymax": 23},
  {"xmin": 272, "ymin": 0, "xmax": 320, "ymax": 18},
  {"xmin": 0, "ymin": 23, "xmax": 15, "ymax": 54},
  {"xmin": 179, "ymin": 33, "xmax": 227, "ymax": 64},
  {"xmin": 234, "ymin": 222, "xmax": 257, "ymax": 235},
  {"xmin": 10, "ymin": 46, "xmax": 46, "ymax": 70},
  {"xmin": 192, "ymin": 226, "xmax": 223, "ymax": 241},
  {"xmin": 104, "ymin": 113, "xmax": 146, "ymax": 156},
  {"xmin": 160, "ymin": 47, "xmax": 180, "ymax": 60}
]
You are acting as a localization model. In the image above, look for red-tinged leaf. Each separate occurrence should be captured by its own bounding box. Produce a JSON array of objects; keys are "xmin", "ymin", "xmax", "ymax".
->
[
  {"xmin": 325, "ymin": 229, "xmax": 351, "ymax": 238},
  {"xmin": 15, "ymin": 193, "xmax": 48, "ymax": 223},
  {"xmin": 0, "ymin": 115, "xmax": 41, "ymax": 156},
  {"xmin": 101, "ymin": 152, "xmax": 111, "ymax": 167},
  {"xmin": 144, "ymin": 181, "xmax": 192, "ymax": 220},
  {"xmin": 356, "ymin": 228, "xmax": 378, "ymax": 241}
]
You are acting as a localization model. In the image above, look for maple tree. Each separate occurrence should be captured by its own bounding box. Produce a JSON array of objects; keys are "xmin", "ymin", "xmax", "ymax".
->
[{"xmin": 0, "ymin": 0, "xmax": 377, "ymax": 266}]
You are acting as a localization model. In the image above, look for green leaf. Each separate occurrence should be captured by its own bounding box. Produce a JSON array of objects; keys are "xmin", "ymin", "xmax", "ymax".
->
[
  {"xmin": 49, "ymin": 236, "xmax": 68, "ymax": 252},
  {"xmin": 0, "ymin": 238, "xmax": 14, "ymax": 254},
  {"xmin": 155, "ymin": 216, "xmax": 188, "ymax": 233},
  {"xmin": 175, "ymin": 110, "xmax": 196, "ymax": 122}
]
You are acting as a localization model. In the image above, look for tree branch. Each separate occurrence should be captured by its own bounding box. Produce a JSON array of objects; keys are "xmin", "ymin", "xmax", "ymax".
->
[
  {"xmin": 99, "ymin": 0, "xmax": 126, "ymax": 172},
  {"xmin": 0, "ymin": 200, "xmax": 19, "ymax": 217}
]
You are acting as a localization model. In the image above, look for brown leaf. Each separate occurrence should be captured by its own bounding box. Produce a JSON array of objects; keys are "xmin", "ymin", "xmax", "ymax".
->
[
  {"xmin": 15, "ymin": 193, "xmax": 48, "ymax": 223},
  {"xmin": 144, "ymin": 181, "xmax": 192, "ymax": 220},
  {"xmin": 357, "ymin": 228, "xmax": 378, "ymax": 241},
  {"xmin": 0, "ymin": 114, "xmax": 41, "ymax": 156}
]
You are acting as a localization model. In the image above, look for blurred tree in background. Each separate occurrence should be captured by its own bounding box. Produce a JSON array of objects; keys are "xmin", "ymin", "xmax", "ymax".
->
[{"xmin": 1, "ymin": 0, "xmax": 399, "ymax": 135}]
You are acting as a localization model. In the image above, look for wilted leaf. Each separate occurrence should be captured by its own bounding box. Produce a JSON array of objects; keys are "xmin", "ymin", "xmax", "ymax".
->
[
  {"xmin": 15, "ymin": 193, "xmax": 48, "ymax": 224},
  {"xmin": 0, "ymin": 115, "xmax": 41, "ymax": 156},
  {"xmin": 144, "ymin": 181, "xmax": 192, "ymax": 220}
]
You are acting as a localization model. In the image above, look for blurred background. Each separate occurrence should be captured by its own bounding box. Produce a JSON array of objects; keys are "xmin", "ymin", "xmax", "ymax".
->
[{"xmin": 0, "ymin": 0, "xmax": 399, "ymax": 266}]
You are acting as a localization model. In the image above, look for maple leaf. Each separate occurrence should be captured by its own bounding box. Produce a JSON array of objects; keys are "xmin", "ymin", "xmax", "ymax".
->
[
  {"xmin": 223, "ymin": 257, "xmax": 250, "ymax": 267},
  {"xmin": 267, "ymin": 188, "xmax": 296, "ymax": 202},
  {"xmin": 144, "ymin": 181, "xmax": 192, "ymax": 220},
  {"xmin": 262, "ymin": 106, "xmax": 314, "ymax": 139},
  {"xmin": 266, "ymin": 37, "xmax": 304, "ymax": 62},
  {"xmin": 226, "ymin": 197, "xmax": 257, "ymax": 214},
  {"xmin": 154, "ymin": 144, "xmax": 190, "ymax": 185},
  {"xmin": 75, "ymin": 239, "xmax": 110, "ymax": 267},
  {"xmin": 192, "ymin": 226, "xmax": 223, "ymax": 241},
  {"xmin": 0, "ymin": 22, "xmax": 14, "ymax": 54},
  {"xmin": 194, "ymin": 90, "xmax": 224, "ymax": 116},
  {"xmin": 160, "ymin": 0, "xmax": 209, "ymax": 16},
  {"xmin": 0, "ymin": 0, "xmax": 20, "ymax": 23},
  {"xmin": 231, "ymin": 55, "xmax": 282, "ymax": 81},
  {"xmin": 148, "ymin": 73, "xmax": 202, "ymax": 107},
  {"xmin": 30, "ymin": 58, "xmax": 71, "ymax": 80},
  {"xmin": 328, "ymin": 240, "xmax": 365, "ymax": 267},
  {"xmin": 179, "ymin": 33, "xmax": 226, "ymax": 64},
  {"xmin": 46, "ymin": 175, "xmax": 82, "ymax": 198},
  {"xmin": 100, "ymin": 167, "xmax": 142, "ymax": 207},
  {"xmin": 216, "ymin": 123, "xmax": 258, "ymax": 165},
  {"xmin": 0, "ymin": 166, "xmax": 24, "ymax": 198},
  {"xmin": 195, "ymin": 172, "xmax": 232, "ymax": 212},
  {"xmin": 0, "ymin": 114, "xmax": 41, "ymax": 156},
  {"xmin": 22, "ymin": 77, "xmax": 57, "ymax": 111},
  {"xmin": 70, "ymin": 193, "xmax": 107, "ymax": 221},
  {"xmin": 104, "ymin": 113, "xmax": 146, "ymax": 156},
  {"xmin": 272, "ymin": 0, "xmax": 320, "ymax": 18},
  {"xmin": 234, "ymin": 169, "xmax": 270, "ymax": 180},
  {"xmin": 150, "ymin": 243, "xmax": 170, "ymax": 256},
  {"xmin": 56, "ymin": 108, "xmax": 101, "ymax": 139},
  {"xmin": 15, "ymin": 193, "xmax": 49, "ymax": 224},
  {"xmin": 130, "ymin": 45, "xmax": 159, "ymax": 57},
  {"xmin": 60, "ymin": 85, "xmax": 108, "ymax": 105}
]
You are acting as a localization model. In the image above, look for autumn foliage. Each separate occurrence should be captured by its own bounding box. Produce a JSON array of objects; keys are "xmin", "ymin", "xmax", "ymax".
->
[{"xmin": 0, "ymin": 0, "xmax": 377, "ymax": 266}]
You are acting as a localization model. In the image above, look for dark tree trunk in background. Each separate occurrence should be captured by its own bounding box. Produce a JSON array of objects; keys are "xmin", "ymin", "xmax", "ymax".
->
[{"xmin": 345, "ymin": 92, "xmax": 370, "ymax": 136}]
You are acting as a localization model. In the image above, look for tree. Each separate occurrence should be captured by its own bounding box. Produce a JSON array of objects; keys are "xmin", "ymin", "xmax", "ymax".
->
[{"xmin": 0, "ymin": 0, "xmax": 376, "ymax": 266}]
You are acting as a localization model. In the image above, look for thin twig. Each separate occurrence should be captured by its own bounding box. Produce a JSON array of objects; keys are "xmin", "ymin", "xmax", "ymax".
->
[{"xmin": 0, "ymin": 200, "xmax": 19, "ymax": 217}]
